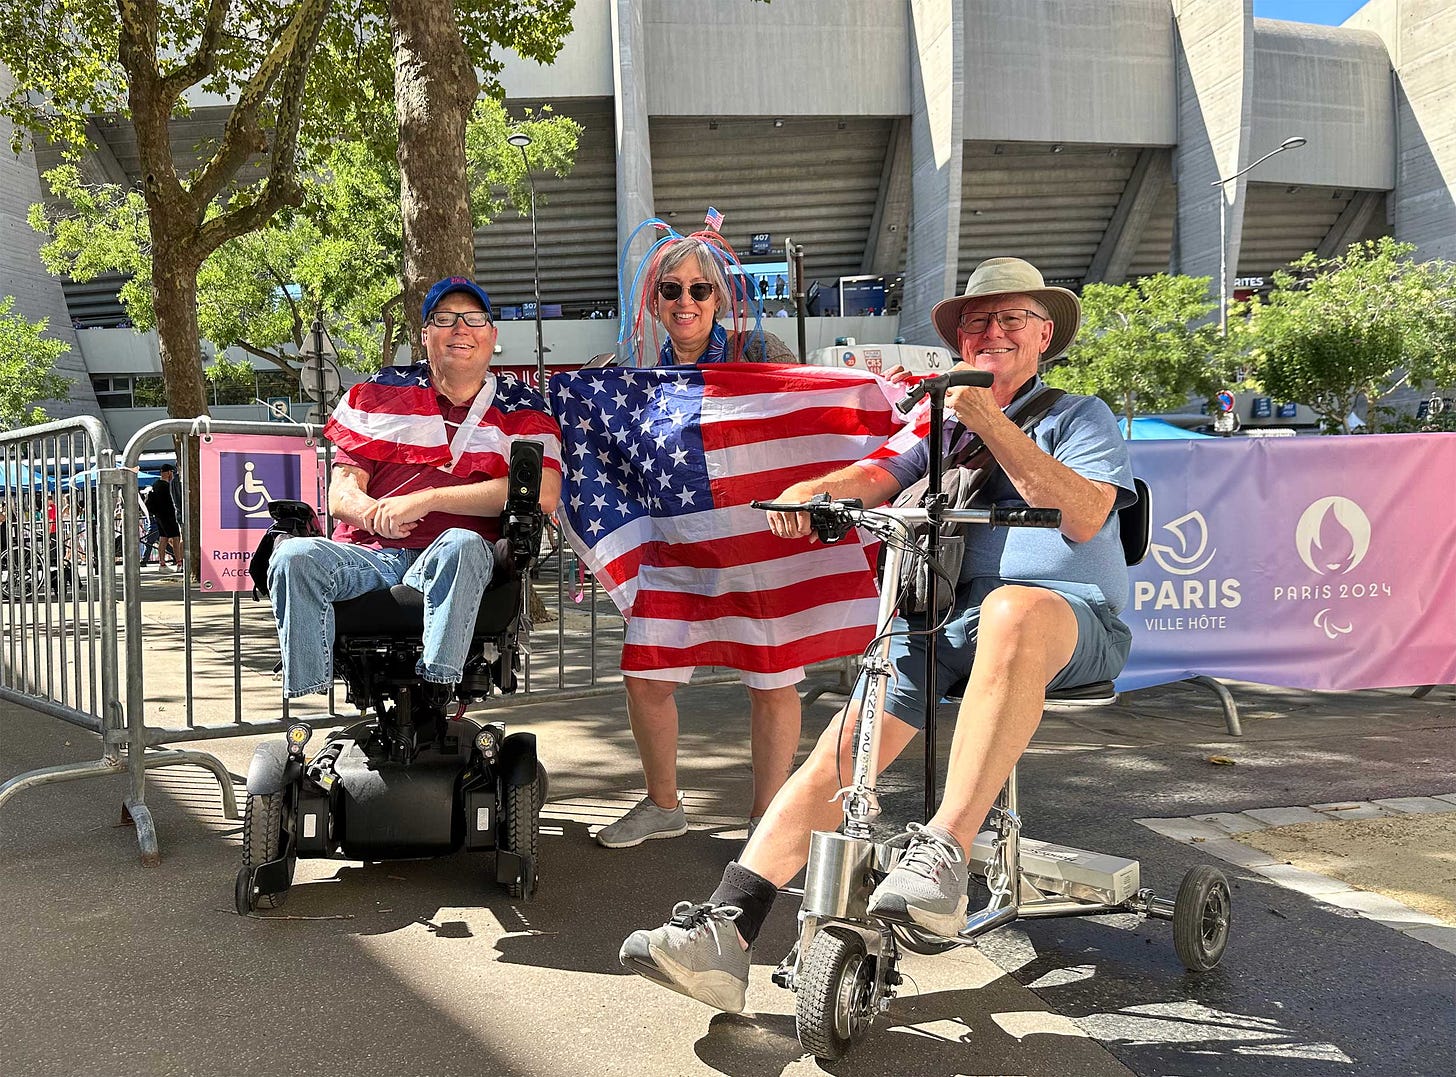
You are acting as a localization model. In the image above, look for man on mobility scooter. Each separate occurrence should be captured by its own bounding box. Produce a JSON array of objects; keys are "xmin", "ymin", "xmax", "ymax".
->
[
  {"xmin": 619, "ymin": 256, "xmax": 1141, "ymax": 1012},
  {"xmin": 234, "ymin": 276, "xmax": 563, "ymax": 913}
]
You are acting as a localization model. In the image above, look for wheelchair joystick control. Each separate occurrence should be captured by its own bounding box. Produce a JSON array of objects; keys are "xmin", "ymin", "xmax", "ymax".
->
[{"xmin": 503, "ymin": 440, "xmax": 546, "ymax": 573}]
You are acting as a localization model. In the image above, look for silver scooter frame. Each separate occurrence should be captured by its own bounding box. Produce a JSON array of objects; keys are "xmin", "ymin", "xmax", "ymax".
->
[{"xmin": 758, "ymin": 498, "xmax": 1231, "ymax": 1060}]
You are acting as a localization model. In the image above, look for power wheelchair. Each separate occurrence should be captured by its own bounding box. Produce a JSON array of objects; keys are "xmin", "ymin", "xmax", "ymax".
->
[
  {"xmin": 751, "ymin": 371, "xmax": 1231, "ymax": 1060},
  {"xmin": 234, "ymin": 441, "xmax": 549, "ymax": 914}
]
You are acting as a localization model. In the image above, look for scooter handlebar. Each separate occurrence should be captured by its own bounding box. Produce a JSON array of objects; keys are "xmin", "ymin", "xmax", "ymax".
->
[
  {"xmin": 894, "ymin": 369, "xmax": 995, "ymax": 414},
  {"xmin": 989, "ymin": 506, "xmax": 1062, "ymax": 529}
]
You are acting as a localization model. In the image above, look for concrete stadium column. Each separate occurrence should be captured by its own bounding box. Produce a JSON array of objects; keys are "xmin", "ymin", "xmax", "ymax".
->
[
  {"xmin": 0, "ymin": 66, "xmax": 99, "ymax": 423},
  {"xmin": 900, "ymin": 0, "xmax": 964, "ymax": 347},
  {"xmin": 611, "ymin": 0, "xmax": 656, "ymax": 295},
  {"xmin": 1172, "ymin": 0, "xmax": 1254, "ymax": 312},
  {"xmin": 1345, "ymin": 0, "xmax": 1456, "ymax": 260}
]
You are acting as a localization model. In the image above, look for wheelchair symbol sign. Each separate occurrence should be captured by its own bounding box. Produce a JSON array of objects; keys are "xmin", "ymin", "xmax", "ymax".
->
[{"xmin": 219, "ymin": 452, "xmax": 305, "ymax": 529}]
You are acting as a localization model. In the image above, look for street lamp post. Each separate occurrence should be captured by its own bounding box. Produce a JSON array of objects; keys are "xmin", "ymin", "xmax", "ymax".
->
[
  {"xmin": 507, "ymin": 130, "xmax": 546, "ymax": 388},
  {"xmin": 1212, "ymin": 135, "xmax": 1308, "ymax": 334}
]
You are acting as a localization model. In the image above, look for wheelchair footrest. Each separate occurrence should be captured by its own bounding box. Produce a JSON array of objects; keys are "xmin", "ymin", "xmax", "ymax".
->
[{"xmin": 969, "ymin": 831, "xmax": 1140, "ymax": 905}]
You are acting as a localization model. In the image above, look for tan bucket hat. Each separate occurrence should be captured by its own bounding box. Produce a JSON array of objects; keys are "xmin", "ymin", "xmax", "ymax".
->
[{"xmin": 930, "ymin": 257, "xmax": 1081, "ymax": 360}]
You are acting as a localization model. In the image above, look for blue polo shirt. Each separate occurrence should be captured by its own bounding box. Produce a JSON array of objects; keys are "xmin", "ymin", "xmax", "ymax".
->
[{"xmin": 869, "ymin": 385, "xmax": 1135, "ymax": 613}]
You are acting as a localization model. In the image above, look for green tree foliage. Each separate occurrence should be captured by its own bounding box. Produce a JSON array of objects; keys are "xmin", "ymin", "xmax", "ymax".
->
[
  {"xmin": 0, "ymin": 297, "xmax": 71, "ymax": 430},
  {"xmin": 1044, "ymin": 274, "xmax": 1229, "ymax": 433},
  {"xmin": 31, "ymin": 101, "xmax": 578, "ymax": 380},
  {"xmin": 1, "ymin": 0, "xmax": 576, "ymax": 417},
  {"xmin": 1243, "ymin": 238, "xmax": 1456, "ymax": 434}
]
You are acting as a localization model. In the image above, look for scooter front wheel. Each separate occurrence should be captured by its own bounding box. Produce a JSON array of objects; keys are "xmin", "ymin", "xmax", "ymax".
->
[{"xmin": 795, "ymin": 927, "xmax": 876, "ymax": 1060}]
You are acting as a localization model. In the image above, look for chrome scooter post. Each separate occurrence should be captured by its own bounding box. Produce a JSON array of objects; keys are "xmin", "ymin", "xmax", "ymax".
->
[
  {"xmin": 839, "ymin": 518, "xmax": 915, "ymax": 839},
  {"xmin": 957, "ymin": 766, "xmax": 1024, "ymax": 938}
]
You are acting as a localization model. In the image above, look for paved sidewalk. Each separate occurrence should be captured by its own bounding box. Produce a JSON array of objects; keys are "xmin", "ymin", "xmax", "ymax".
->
[{"xmin": 2, "ymin": 656, "xmax": 1453, "ymax": 1075}]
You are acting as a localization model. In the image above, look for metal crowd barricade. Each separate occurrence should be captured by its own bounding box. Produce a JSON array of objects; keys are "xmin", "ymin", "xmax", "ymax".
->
[{"xmin": 0, "ymin": 417, "xmax": 235, "ymax": 857}]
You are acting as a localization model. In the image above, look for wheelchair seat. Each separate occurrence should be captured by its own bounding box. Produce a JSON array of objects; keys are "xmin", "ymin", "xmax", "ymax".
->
[
  {"xmin": 333, "ymin": 576, "xmax": 523, "ymax": 640},
  {"xmin": 330, "ymin": 567, "xmax": 529, "ymax": 715}
]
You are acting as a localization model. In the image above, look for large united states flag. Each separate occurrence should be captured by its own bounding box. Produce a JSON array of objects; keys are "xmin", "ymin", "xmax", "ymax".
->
[{"xmin": 549, "ymin": 364, "xmax": 911, "ymax": 675}]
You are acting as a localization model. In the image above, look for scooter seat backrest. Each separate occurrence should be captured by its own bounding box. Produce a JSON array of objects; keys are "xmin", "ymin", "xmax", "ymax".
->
[{"xmin": 333, "ymin": 578, "xmax": 523, "ymax": 642}]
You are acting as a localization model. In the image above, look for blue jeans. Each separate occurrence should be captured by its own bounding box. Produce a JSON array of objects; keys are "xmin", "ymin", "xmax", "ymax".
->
[{"xmin": 268, "ymin": 528, "xmax": 496, "ymax": 698}]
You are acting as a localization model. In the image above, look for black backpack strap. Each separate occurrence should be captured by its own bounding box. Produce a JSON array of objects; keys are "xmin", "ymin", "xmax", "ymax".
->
[{"xmin": 943, "ymin": 385, "xmax": 1066, "ymax": 472}]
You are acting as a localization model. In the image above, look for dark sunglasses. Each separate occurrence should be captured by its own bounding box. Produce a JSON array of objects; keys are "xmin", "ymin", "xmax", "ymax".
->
[{"xmin": 657, "ymin": 280, "xmax": 715, "ymax": 302}]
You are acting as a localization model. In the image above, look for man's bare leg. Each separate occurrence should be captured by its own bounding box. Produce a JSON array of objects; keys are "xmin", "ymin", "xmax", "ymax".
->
[
  {"xmin": 741, "ymin": 702, "xmax": 919, "ymax": 889},
  {"xmin": 746, "ymin": 684, "xmax": 804, "ymax": 819},
  {"xmin": 926, "ymin": 586, "xmax": 1079, "ymax": 855}
]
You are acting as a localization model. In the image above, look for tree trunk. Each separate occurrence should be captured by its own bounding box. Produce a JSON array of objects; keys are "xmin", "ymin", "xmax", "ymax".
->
[
  {"xmin": 1124, "ymin": 390, "xmax": 1135, "ymax": 440},
  {"xmin": 150, "ymin": 241, "xmax": 210, "ymax": 420},
  {"xmin": 150, "ymin": 241, "xmax": 209, "ymax": 575},
  {"xmin": 389, "ymin": 0, "xmax": 480, "ymax": 362}
]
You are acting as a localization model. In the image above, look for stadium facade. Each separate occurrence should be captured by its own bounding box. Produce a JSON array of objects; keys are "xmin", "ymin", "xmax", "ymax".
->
[{"xmin": 1, "ymin": 0, "xmax": 1451, "ymax": 442}]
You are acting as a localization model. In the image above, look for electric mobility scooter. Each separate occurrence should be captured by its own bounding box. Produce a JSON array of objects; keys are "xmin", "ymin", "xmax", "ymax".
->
[
  {"xmin": 234, "ymin": 441, "xmax": 550, "ymax": 914},
  {"xmin": 752, "ymin": 370, "xmax": 1232, "ymax": 1060}
]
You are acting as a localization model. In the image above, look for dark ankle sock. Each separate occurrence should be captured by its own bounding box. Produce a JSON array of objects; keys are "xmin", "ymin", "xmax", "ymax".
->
[{"xmin": 709, "ymin": 861, "xmax": 778, "ymax": 947}]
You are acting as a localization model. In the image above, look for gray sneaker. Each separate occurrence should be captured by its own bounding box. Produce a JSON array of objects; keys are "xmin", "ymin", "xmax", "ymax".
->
[
  {"xmin": 866, "ymin": 822, "xmax": 969, "ymax": 938},
  {"xmin": 595, "ymin": 794, "xmax": 688, "ymax": 848},
  {"xmin": 619, "ymin": 901, "xmax": 749, "ymax": 1012}
]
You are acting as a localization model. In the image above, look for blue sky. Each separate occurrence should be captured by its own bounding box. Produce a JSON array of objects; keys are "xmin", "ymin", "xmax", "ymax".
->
[{"xmin": 1252, "ymin": 1, "xmax": 1367, "ymax": 24}]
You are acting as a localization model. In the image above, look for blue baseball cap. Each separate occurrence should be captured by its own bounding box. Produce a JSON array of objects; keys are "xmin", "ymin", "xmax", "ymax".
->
[{"xmin": 422, "ymin": 276, "xmax": 492, "ymax": 320}]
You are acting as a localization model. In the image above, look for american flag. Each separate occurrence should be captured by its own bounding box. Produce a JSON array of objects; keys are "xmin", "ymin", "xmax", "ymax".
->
[
  {"xmin": 549, "ymin": 364, "xmax": 910, "ymax": 675},
  {"xmin": 704, "ymin": 206, "xmax": 725, "ymax": 231},
  {"xmin": 326, "ymin": 362, "xmax": 563, "ymax": 477}
]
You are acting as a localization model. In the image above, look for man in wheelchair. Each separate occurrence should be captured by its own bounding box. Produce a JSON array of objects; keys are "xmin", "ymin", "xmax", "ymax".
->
[
  {"xmin": 619, "ymin": 257, "xmax": 1137, "ymax": 1013},
  {"xmin": 235, "ymin": 277, "xmax": 561, "ymax": 913},
  {"xmin": 268, "ymin": 276, "xmax": 562, "ymax": 707}
]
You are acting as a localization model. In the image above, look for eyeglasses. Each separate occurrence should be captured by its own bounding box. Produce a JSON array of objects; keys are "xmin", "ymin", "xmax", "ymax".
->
[
  {"xmin": 427, "ymin": 310, "xmax": 492, "ymax": 328},
  {"xmin": 657, "ymin": 280, "xmax": 715, "ymax": 302},
  {"xmin": 957, "ymin": 308, "xmax": 1047, "ymax": 334}
]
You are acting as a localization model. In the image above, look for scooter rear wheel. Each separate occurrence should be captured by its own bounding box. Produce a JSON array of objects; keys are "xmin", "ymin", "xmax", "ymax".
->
[
  {"xmin": 1173, "ymin": 865, "xmax": 1231, "ymax": 971},
  {"xmin": 796, "ymin": 927, "xmax": 876, "ymax": 1061},
  {"xmin": 237, "ymin": 790, "xmax": 293, "ymax": 913}
]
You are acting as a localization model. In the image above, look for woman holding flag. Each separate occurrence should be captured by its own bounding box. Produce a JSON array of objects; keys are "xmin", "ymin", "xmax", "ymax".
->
[{"xmin": 594, "ymin": 225, "xmax": 806, "ymax": 849}]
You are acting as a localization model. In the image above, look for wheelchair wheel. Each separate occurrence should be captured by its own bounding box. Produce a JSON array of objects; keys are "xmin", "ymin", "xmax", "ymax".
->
[
  {"xmin": 0, "ymin": 550, "xmax": 44, "ymax": 601},
  {"xmin": 501, "ymin": 762, "xmax": 545, "ymax": 900},
  {"xmin": 1173, "ymin": 865, "xmax": 1231, "ymax": 971},
  {"xmin": 795, "ymin": 926, "xmax": 876, "ymax": 1061},
  {"xmin": 235, "ymin": 790, "xmax": 294, "ymax": 914}
]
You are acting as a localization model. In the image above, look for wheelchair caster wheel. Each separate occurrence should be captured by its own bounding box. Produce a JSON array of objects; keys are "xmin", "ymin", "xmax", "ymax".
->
[
  {"xmin": 237, "ymin": 791, "xmax": 294, "ymax": 914},
  {"xmin": 500, "ymin": 762, "xmax": 545, "ymax": 900},
  {"xmin": 1173, "ymin": 865, "xmax": 1231, "ymax": 971},
  {"xmin": 795, "ymin": 927, "xmax": 877, "ymax": 1060},
  {"xmin": 234, "ymin": 867, "xmax": 257, "ymax": 915}
]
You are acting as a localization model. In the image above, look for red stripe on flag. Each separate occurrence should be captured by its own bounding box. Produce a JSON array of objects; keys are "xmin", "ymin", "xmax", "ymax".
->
[
  {"xmin": 631, "ymin": 570, "xmax": 877, "ymax": 622},
  {"xmin": 623, "ymin": 625, "xmax": 876, "ymax": 675},
  {"xmin": 702, "ymin": 406, "xmax": 899, "ymax": 451}
]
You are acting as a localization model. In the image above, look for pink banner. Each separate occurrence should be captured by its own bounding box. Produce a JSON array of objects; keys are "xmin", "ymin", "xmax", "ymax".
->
[
  {"xmin": 1120, "ymin": 434, "xmax": 1456, "ymax": 691},
  {"xmin": 197, "ymin": 434, "xmax": 322, "ymax": 592}
]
